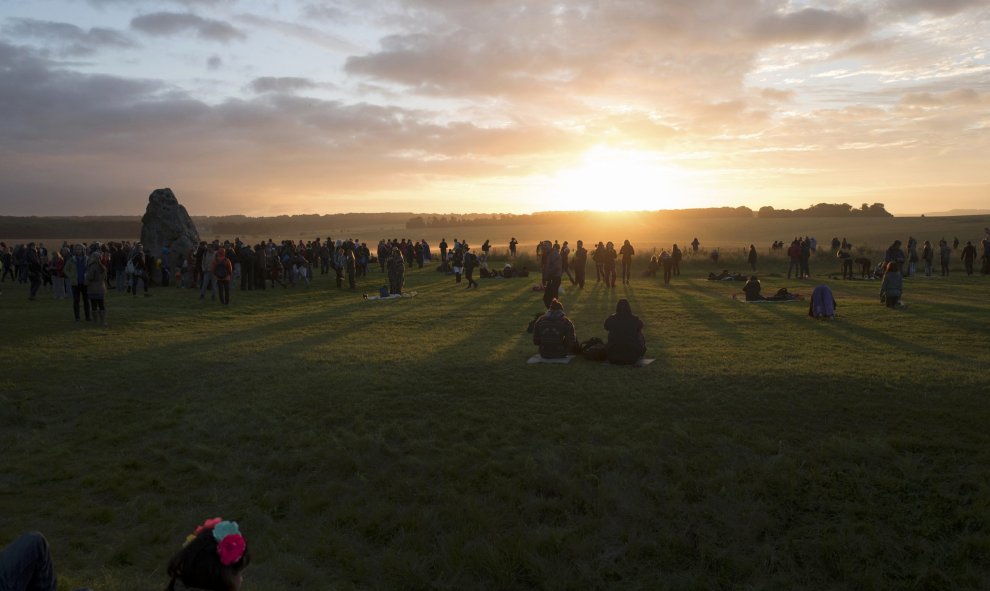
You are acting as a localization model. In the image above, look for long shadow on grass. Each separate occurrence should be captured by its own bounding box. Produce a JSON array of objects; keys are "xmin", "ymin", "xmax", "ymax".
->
[
  {"xmin": 910, "ymin": 301, "xmax": 990, "ymax": 334},
  {"xmin": 826, "ymin": 315, "xmax": 974, "ymax": 366},
  {"xmin": 664, "ymin": 283, "xmax": 745, "ymax": 341}
]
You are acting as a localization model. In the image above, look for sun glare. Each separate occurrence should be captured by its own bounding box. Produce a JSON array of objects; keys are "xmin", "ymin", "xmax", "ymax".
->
[{"xmin": 540, "ymin": 146, "xmax": 700, "ymax": 212}]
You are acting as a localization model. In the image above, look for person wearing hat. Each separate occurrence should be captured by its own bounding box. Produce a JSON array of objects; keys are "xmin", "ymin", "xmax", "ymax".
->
[{"xmin": 532, "ymin": 299, "xmax": 576, "ymax": 359}]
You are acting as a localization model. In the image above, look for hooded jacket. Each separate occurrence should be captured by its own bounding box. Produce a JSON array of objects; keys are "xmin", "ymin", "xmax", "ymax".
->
[{"xmin": 603, "ymin": 299, "xmax": 645, "ymax": 364}]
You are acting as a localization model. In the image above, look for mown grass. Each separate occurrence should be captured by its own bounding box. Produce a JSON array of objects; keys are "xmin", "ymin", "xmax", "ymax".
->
[{"xmin": 2, "ymin": 250, "xmax": 989, "ymax": 590}]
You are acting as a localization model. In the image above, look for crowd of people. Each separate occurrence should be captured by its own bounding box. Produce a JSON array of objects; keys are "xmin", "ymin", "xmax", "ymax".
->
[{"xmin": 3, "ymin": 229, "xmax": 987, "ymax": 324}]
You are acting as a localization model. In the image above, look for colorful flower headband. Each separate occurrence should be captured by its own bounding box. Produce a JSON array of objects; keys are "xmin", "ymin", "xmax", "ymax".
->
[{"xmin": 184, "ymin": 517, "xmax": 246, "ymax": 566}]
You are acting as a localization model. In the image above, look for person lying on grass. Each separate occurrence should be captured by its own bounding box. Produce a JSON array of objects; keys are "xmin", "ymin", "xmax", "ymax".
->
[
  {"xmin": 532, "ymin": 298, "xmax": 576, "ymax": 359},
  {"xmin": 604, "ymin": 299, "xmax": 646, "ymax": 365},
  {"xmin": 167, "ymin": 517, "xmax": 250, "ymax": 591},
  {"xmin": 739, "ymin": 276, "xmax": 802, "ymax": 302}
]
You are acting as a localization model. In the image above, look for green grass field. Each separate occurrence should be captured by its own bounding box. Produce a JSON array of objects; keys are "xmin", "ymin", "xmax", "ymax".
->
[{"xmin": 2, "ymin": 244, "xmax": 990, "ymax": 590}]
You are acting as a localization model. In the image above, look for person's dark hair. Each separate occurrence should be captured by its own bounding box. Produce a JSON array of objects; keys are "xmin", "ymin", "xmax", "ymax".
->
[
  {"xmin": 167, "ymin": 529, "xmax": 249, "ymax": 591},
  {"xmin": 615, "ymin": 298, "xmax": 632, "ymax": 316}
]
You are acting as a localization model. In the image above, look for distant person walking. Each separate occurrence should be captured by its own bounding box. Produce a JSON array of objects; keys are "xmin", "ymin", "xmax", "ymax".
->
[
  {"xmin": 572, "ymin": 240, "xmax": 587, "ymax": 288},
  {"xmin": 65, "ymin": 244, "xmax": 90, "ymax": 322},
  {"xmin": 561, "ymin": 241, "xmax": 574, "ymax": 284},
  {"xmin": 691, "ymin": 237, "xmax": 700, "ymax": 253},
  {"xmin": 787, "ymin": 239, "xmax": 801, "ymax": 279},
  {"xmin": 509, "ymin": 237, "xmax": 517, "ymax": 258},
  {"xmin": 922, "ymin": 240, "xmax": 934, "ymax": 277},
  {"xmin": 619, "ymin": 240, "xmax": 635, "ymax": 284},
  {"xmin": 660, "ymin": 249, "xmax": 673, "ymax": 286},
  {"xmin": 200, "ymin": 243, "xmax": 217, "ymax": 300},
  {"xmin": 603, "ymin": 242, "xmax": 618, "ymax": 288},
  {"xmin": 747, "ymin": 244, "xmax": 758, "ymax": 271},
  {"xmin": 939, "ymin": 239, "xmax": 952, "ymax": 276},
  {"xmin": 906, "ymin": 236, "xmax": 918, "ymax": 277},
  {"xmin": 961, "ymin": 241, "xmax": 977, "ymax": 275},
  {"xmin": 593, "ymin": 242, "xmax": 605, "ymax": 283},
  {"xmin": 212, "ymin": 247, "xmax": 233, "ymax": 305},
  {"xmin": 86, "ymin": 244, "xmax": 108, "ymax": 326},
  {"xmin": 672, "ymin": 243, "xmax": 682, "ymax": 276},
  {"xmin": 387, "ymin": 247, "xmax": 405, "ymax": 294}
]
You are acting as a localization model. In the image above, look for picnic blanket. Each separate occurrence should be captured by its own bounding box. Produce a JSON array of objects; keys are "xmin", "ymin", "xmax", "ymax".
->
[
  {"xmin": 527, "ymin": 355, "xmax": 576, "ymax": 364},
  {"xmin": 602, "ymin": 358, "xmax": 656, "ymax": 367},
  {"xmin": 364, "ymin": 291, "xmax": 418, "ymax": 301}
]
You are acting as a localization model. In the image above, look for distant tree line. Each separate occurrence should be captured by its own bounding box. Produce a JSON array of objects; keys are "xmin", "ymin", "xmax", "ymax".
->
[
  {"xmin": 0, "ymin": 217, "xmax": 141, "ymax": 240},
  {"xmin": 404, "ymin": 203, "xmax": 892, "ymax": 228},
  {"xmin": 756, "ymin": 203, "xmax": 892, "ymax": 218},
  {"xmin": 0, "ymin": 203, "xmax": 894, "ymax": 239},
  {"xmin": 201, "ymin": 213, "xmax": 415, "ymax": 236}
]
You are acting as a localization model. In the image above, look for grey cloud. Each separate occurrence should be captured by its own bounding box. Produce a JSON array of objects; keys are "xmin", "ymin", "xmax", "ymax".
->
[
  {"xmin": 235, "ymin": 13, "xmax": 360, "ymax": 53},
  {"xmin": 207, "ymin": 55, "xmax": 222, "ymax": 70},
  {"xmin": 900, "ymin": 89, "xmax": 985, "ymax": 107},
  {"xmin": 249, "ymin": 77, "xmax": 318, "ymax": 94},
  {"xmin": 300, "ymin": 3, "xmax": 349, "ymax": 22},
  {"xmin": 130, "ymin": 12, "xmax": 246, "ymax": 43},
  {"xmin": 832, "ymin": 38, "xmax": 899, "ymax": 58},
  {"xmin": 889, "ymin": 0, "xmax": 989, "ymax": 17},
  {"xmin": 749, "ymin": 8, "xmax": 869, "ymax": 44},
  {"xmin": 760, "ymin": 88, "xmax": 796, "ymax": 102},
  {"xmin": 4, "ymin": 18, "xmax": 136, "ymax": 56},
  {"xmin": 89, "ymin": 0, "xmax": 232, "ymax": 6},
  {"xmin": 0, "ymin": 40, "xmax": 577, "ymax": 214}
]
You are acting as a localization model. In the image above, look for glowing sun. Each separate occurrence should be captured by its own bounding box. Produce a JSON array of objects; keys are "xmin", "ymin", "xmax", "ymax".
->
[{"xmin": 541, "ymin": 146, "xmax": 700, "ymax": 212}]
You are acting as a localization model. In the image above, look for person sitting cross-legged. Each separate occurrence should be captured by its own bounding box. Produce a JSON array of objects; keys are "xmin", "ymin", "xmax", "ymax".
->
[
  {"xmin": 532, "ymin": 299, "xmax": 576, "ymax": 359},
  {"xmin": 604, "ymin": 298, "xmax": 646, "ymax": 365}
]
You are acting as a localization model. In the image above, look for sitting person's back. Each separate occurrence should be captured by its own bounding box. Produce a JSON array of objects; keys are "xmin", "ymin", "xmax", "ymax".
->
[
  {"xmin": 603, "ymin": 299, "xmax": 646, "ymax": 364},
  {"xmin": 532, "ymin": 299, "xmax": 576, "ymax": 358},
  {"xmin": 742, "ymin": 276, "xmax": 764, "ymax": 301}
]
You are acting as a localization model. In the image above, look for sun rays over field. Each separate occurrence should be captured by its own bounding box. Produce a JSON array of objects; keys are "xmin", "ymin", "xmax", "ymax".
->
[{"xmin": 538, "ymin": 146, "xmax": 704, "ymax": 212}]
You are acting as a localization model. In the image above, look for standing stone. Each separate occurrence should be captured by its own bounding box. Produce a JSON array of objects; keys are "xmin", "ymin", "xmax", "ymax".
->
[{"xmin": 140, "ymin": 188, "xmax": 200, "ymax": 269}]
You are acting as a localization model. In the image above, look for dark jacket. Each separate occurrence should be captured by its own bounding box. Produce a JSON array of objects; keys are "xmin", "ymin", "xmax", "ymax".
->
[
  {"xmin": 533, "ymin": 310, "xmax": 576, "ymax": 359},
  {"xmin": 880, "ymin": 270, "xmax": 903, "ymax": 298},
  {"xmin": 742, "ymin": 278, "xmax": 763, "ymax": 301},
  {"xmin": 603, "ymin": 299, "xmax": 645, "ymax": 364}
]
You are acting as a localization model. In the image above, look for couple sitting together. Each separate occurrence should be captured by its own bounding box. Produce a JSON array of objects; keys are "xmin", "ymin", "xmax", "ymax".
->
[{"xmin": 532, "ymin": 298, "xmax": 646, "ymax": 364}]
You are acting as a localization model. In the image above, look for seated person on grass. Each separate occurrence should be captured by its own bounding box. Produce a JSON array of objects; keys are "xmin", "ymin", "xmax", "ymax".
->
[
  {"xmin": 604, "ymin": 298, "xmax": 646, "ymax": 365},
  {"xmin": 167, "ymin": 517, "xmax": 250, "ymax": 591},
  {"xmin": 742, "ymin": 276, "xmax": 764, "ymax": 301},
  {"xmin": 532, "ymin": 298, "xmax": 576, "ymax": 359}
]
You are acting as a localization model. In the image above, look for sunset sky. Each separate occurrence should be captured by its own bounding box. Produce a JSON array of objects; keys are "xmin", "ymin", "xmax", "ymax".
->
[{"xmin": 1, "ymin": 0, "xmax": 988, "ymax": 216}]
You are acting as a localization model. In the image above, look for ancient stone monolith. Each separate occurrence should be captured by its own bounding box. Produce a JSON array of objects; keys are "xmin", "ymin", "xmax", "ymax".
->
[{"xmin": 140, "ymin": 188, "xmax": 200, "ymax": 269}]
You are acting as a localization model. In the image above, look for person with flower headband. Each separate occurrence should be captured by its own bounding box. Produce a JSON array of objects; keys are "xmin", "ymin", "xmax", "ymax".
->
[{"xmin": 167, "ymin": 518, "xmax": 249, "ymax": 591}]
